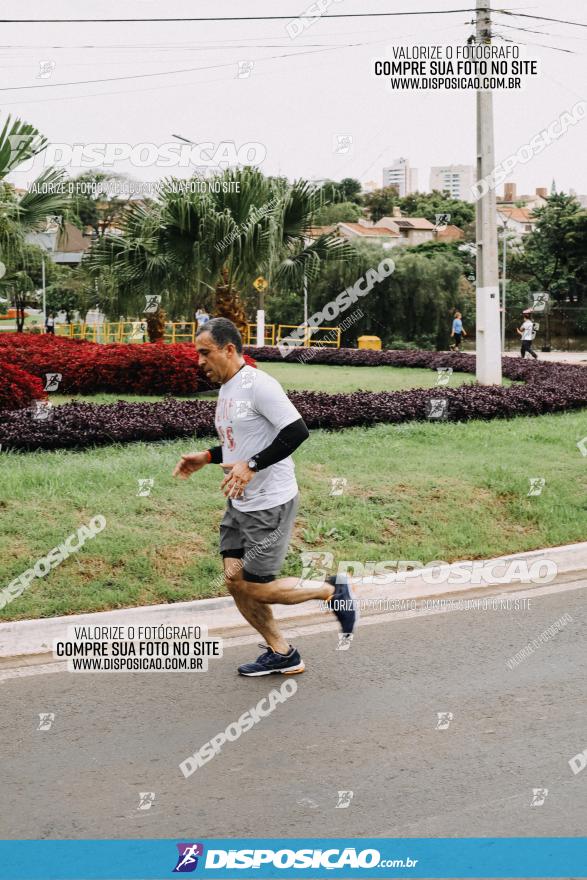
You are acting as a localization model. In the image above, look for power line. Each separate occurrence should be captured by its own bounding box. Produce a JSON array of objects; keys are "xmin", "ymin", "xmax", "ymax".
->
[
  {"xmin": 0, "ymin": 41, "xmax": 379, "ymax": 92},
  {"xmin": 0, "ymin": 9, "xmax": 479, "ymax": 24},
  {"xmin": 491, "ymin": 21, "xmax": 552, "ymax": 37},
  {"xmin": 0, "ymin": 19, "xmax": 472, "ymax": 109},
  {"xmin": 491, "ymin": 15, "xmax": 587, "ymax": 42},
  {"xmin": 496, "ymin": 10, "xmax": 587, "ymax": 29},
  {"xmin": 0, "ymin": 42, "xmax": 368, "ymax": 52},
  {"xmin": 0, "ymin": 42, "xmax": 365, "ymax": 68},
  {"xmin": 494, "ymin": 33, "xmax": 578, "ymax": 55},
  {"xmin": 0, "ymin": 37, "xmax": 391, "ymax": 105}
]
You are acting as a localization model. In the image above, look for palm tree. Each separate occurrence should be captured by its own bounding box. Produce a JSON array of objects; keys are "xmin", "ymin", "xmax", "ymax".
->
[
  {"xmin": 0, "ymin": 116, "xmax": 70, "ymax": 246},
  {"xmin": 86, "ymin": 167, "xmax": 350, "ymax": 339},
  {"xmin": 0, "ymin": 115, "xmax": 71, "ymax": 329}
]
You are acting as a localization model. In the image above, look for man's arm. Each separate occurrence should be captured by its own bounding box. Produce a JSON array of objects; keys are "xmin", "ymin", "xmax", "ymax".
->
[
  {"xmin": 173, "ymin": 445, "xmax": 222, "ymax": 479},
  {"xmin": 253, "ymin": 418, "xmax": 309, "ymax": 469}
]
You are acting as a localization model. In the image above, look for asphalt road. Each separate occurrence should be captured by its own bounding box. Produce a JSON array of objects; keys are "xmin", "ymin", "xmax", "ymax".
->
[{"xmin": 1, "ymin": 587, "xmax": 586, "ymax": 841}]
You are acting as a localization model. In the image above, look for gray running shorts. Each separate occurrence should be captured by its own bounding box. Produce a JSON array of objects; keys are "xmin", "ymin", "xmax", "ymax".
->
[{"xmin": 219, "ymin": 494, "xmax": 299, "ymax": 583}]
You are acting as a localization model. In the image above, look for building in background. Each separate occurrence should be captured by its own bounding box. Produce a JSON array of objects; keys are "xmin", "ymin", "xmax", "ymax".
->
[
  {"xmin": 337, "ymin": 222, "xmax": 401, "ymax": 245},
  {"xmin": 433, "ymin": 224, "xmax": 465, "ymax": 243},
  {"xmin": 361, "ymin": 179, "xmax": 380, "ymax": 194},
  {"xmin": 497, "ymin": 183, "xmax": 548, "ymax": 211},
  {"xmin": 496, "ymin": 206, "xmax": 537, "ymax": 240},
  {"xmin": 374, "ymin": 209, "xmax": 435, "ymax": 246},
  {"xmin": 429, "ymin": 164, "xmax": 475, "ymax": 201},
  {"xmin": 25, "ymin": 218, "xmax": 92, "ymax": 265},
  {"xmin": 382, "ymin": 158, "xmax": 418, "ymax": 196},
  {"xmin": 568, "ymin": 189, "xmax": 587, "ymax": 209}
]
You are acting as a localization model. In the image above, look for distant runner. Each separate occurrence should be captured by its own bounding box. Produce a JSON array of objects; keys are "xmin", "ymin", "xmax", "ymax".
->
[{"xmin": 517, "ymin": 309, "xmax": 538, "ymax": 359}]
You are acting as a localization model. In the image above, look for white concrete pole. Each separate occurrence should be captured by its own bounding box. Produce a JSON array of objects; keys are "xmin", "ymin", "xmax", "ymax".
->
[{"xmin": 475, "ymin": 0, "xmax": 502, "ymax": 384}]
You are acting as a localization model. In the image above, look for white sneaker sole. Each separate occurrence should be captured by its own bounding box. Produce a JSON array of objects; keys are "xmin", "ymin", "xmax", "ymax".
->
[{"xmin": 238, "ymin": 661, "xmax": 306, "ymax": 677}]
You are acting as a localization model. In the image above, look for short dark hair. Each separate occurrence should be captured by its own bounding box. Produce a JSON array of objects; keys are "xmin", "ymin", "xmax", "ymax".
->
[{"xmin": 196, "ymin": 316, "xmax": 243, "ymax": 353}]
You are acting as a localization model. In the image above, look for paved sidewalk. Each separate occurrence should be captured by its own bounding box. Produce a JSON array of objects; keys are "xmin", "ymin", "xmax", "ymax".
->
[
  {"xmin": 1, "ymin": 541, "xmax": 585, "ymax": 668},
  {"xmin": 499, "ymin": 350, "xmax": 586, "ymax": 364}
]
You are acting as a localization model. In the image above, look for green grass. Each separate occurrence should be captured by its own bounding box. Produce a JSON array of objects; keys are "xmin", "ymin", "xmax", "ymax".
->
[
  {"xmin": 258, "ymin": 362, "xmax": 485, "ymax": 392},
  {"xmin": 1, "ymin": 409, "xmax": 585, "ymax": 621},
  {"xmin": 49, "ymin": 362, "xmax": 511, "ymax": 406}
]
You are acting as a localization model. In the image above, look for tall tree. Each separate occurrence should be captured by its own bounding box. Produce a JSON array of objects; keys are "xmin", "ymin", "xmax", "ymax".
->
[
  {"xmin": 516, "ymin": 193, "xmax": 583, "ymax": 301},
  {"xmin": 0, "ymin": 114, "xmax": 71, "ymax": 330},
  {"xmin": 398, "ymin": 190, "xmax": 475, "ymax": 232},
  {"xmin": 68, "ymin": 171, "xmax": 137, "ymax": 237},
  {"xmin": 86, "ymin": 168, "xmax": 351, "ymax": 339},
  {"xmin": 363, "ymin": 186, "xmax": 401, "ymax": 222},
  {"xmin": 312, "ymin": 201, "xmax": 362, "ymax": 225}
]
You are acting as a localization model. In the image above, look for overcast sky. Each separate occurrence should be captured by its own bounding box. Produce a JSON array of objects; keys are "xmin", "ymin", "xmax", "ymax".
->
[{"xmin": 3, "ymin": 0, "xmax": 586, "ymax": 197}]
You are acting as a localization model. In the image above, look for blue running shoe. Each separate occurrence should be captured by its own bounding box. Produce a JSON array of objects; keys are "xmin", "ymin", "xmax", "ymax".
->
[
  {"xmin": 325, "ymin": 574, "xmax": 358, "ymax": 636},
  {"xmin": 238, "ymin": 644, "xmax": 305, "ymax": 677}
]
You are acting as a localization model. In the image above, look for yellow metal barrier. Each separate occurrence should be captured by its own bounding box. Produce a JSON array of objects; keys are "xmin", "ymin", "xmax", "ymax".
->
[
  {"xmin": 164, "ymin": 322, "xmax": 197, "ymax": 344},
  {"xmin": 55, "ymin": 320, "xmax": 335, "ymax": 347},
  {"xmin": 246, "ymin": 323, "xmax": 275, "ymax": 346},
  {"xmin": 276, "ymin": 324, "xmax": 341, "ymax": 348},
  {"xmin": 102, "ymin": 322, "xmax": 124, "ymax": 343}
]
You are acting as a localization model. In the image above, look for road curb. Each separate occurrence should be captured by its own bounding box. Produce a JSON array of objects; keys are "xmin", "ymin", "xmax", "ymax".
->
[{"xmin": 0, "ymin": 541, "xmax": 585, "ymax": 667}]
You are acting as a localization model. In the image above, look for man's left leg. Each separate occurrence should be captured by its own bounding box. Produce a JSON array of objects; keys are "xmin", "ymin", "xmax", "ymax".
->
[{"xmin": 232, "ymin": 496, "xmax": 357, "ymax": 675}]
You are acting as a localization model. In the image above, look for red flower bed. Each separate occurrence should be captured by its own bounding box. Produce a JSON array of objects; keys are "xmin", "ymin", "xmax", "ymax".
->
[
  {"xmin": 0, "ymin": 361, "xmax": 46, "ymax": 412},
  {"xmin": 1, "ymin": 350, "xmax": 586, "ymax": 451},
  {"xmin": 0, "ymin": 334, "xmax": 256, "ymax": 400}
]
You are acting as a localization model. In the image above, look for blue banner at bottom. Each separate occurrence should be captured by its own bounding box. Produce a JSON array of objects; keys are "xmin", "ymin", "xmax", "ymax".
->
[{"xmin": 0, "ymin": 838, "xmax": 585, "ymax": 880}]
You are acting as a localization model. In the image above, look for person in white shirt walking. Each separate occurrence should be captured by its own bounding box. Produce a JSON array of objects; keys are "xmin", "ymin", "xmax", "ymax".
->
[
  {"xmin": 516, "ymin": 309, "xmax": 538, "ymax": 359},
  {"xmin": 173, "ymin": 318, "xmax": 357, "ymax": 676}
]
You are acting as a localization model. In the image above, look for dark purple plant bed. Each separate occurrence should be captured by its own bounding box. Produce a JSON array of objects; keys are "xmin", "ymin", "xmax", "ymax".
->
[
  {"xmin": 1, "ymin": 349, "xmax": 586, "ymax": 451},
  {"xmin": 0, "ymin": 399, "xmax": 215, "ymax": 452}
]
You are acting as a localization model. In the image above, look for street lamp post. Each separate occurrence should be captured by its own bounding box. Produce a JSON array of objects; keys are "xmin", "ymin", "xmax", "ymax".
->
[
  {"xmin": 303, "ymin": 273, "xmax": 308, "ymax": 346},
  {"xmin": 501, "ymin": 219, "xmax": 509, "ymax": 351},
  {"xmin": 41, "ymin": 258, "xmax": 46, "ymax": 334}
]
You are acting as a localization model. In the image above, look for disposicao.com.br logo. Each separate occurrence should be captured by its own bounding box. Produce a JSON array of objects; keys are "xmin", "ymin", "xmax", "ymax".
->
[
  {"xmin": 173, "ymin": 842, "xmax": 204, "ymax": 872},
  {"xmin": 177, "ymin": 845, "xmax": 418, "ymax": 871}
]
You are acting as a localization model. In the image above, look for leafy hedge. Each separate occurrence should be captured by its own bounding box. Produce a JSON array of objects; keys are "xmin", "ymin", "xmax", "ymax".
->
[
  {"xmin": 0, "ymin": 361, "xmax": 46, "ymax": 412},
  {"xmin": 1, "ymin": 351, "xmax": 586, "ymax": 451},
  {"xmin": 0, "ymin": 334, "xmax": 256, "ymax": 397}
]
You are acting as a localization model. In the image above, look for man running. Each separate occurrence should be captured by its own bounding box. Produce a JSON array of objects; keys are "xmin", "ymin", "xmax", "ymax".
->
[
  {"xmin": 173, "ymin": 317, "xmax": 356, "ymax": 676},
  {"xmin": 517, "ymin": 309, "xmax": 538, "ymax": 359}
]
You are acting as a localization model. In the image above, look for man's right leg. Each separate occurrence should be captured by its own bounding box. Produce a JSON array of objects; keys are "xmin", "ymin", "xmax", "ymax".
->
[{"xmin": 223, "ymin": 557, "xmax": 289, "ymax": 652}]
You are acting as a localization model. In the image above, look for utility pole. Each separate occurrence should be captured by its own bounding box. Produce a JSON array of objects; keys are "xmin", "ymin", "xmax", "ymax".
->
[{"xmin": 475, "ymin": 0, "xmax": 502, "ymax": 384}]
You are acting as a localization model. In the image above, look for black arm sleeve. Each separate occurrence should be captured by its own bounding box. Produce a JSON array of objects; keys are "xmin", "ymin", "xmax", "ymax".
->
[
  {"xmin": 207, "ymin": 446, "xmax": 223, "ymax": 464},
  {"xmin": 253, "ymin": 417, "xmax": 309, "ymax": 471}
]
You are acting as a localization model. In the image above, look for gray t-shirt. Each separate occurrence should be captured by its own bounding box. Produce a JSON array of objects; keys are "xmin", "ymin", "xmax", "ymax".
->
[
  {"xmin": 521, "ymin": 319, "xmax": 534, "ymax": 341},
  {"xmin": 215, "ymin": 365, "xmax": 301, "ymax": 512}
]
